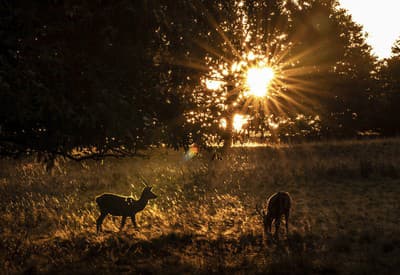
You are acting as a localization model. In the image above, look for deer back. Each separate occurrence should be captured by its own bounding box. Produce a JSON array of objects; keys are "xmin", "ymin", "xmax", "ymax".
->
[
  {"xmin": 267, "ymin": 191, "xmax": 291, "ymax": 219},
  {"xmin": 96, "ymin": 193, "xmax": 136, "ymax": 216}
]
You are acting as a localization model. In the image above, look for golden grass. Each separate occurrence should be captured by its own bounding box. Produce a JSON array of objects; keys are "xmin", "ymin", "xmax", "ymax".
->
[{"xmin": 1, "ymin": 138, "xmax": 400, "ymax": 274}]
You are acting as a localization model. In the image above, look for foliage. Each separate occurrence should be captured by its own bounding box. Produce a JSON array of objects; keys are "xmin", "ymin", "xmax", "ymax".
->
[
  {"xmin": 371, "ymin": 37, "xmax": 400, "ymax": 135},
  {"xmin": 169, "ymin": 0, "xmax": 376, "ymax": 146},
  {"xmin": 0, "ymin": 1, "xmax": 187, "ymax": 159},
  {"xmin": 0, "ymin": 0, "xmax": 399, "ymax": 159}
]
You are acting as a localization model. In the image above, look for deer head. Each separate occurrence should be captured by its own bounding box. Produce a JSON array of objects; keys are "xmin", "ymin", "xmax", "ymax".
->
[{"xmin": 256, "ymin": 203, "xmax": 272, "ymax": 237}]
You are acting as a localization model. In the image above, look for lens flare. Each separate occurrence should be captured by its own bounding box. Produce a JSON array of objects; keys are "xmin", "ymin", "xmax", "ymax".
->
[{"xmin": 184, "ymin": 144, "xmax": 199, "ymax": 160}]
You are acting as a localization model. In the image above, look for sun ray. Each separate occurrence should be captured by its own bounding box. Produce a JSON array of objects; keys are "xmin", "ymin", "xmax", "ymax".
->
[
  {"xmin": 166, "ymin": 57, "xmax": 210, "ymax": 72},
  {"xmin": 193, "ymin": 39, "xmax": 233, "ymax": 65},
  {"xmin": 277, "ymin": 42, "xmax": 327, "ymax": 69},
  {"xmin": 173, "ymin": 2, "xmax": 337, "ymax": 146},
  {"xmin": 196, "ymin": 1, "xmax": 242, "ymax": 59}
]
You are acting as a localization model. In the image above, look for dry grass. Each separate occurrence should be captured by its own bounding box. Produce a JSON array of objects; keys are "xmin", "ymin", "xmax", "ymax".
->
[{"xmin": 1, "ymin": 138, "xmax": 400, "ymax": 274}]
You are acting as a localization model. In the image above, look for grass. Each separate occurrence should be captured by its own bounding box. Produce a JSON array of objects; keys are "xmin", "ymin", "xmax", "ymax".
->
[{"xmin": 1, "ymin": 138, "xmax": 400, "ymax": 274}]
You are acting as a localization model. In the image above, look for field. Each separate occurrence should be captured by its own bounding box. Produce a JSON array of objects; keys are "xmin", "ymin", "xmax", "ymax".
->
[{"xmin": 1, "ymin": 138, "xmax": 400, "ymax": 274}]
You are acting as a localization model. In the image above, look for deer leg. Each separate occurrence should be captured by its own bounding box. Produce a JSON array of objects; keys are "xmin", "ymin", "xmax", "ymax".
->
[
  {"xmin": 285, "ymin": 211, "xmax": 290, "ymax": 235},
  {"xmin": 274, "ymin": 217, "xmax": 281, "ymax": 240},
  {"xmin": 264, "ymin": 225, "xmax": 270, "ymax": 238},
  {"xmin": 120, "ymin": 216, "xmax": 127, "ymax": 231},
  {"xmin": 96, "ymin": 212, "xmax": 107, "ymax": 233},
  {"xmin": 131, "ymin": 215, "xmax": 138, "ymax": 228}
]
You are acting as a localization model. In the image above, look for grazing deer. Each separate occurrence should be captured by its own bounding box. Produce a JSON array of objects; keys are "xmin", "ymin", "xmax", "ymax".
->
[
  {"xmin": 256, "ymin": 191, "xmax": 291, "ymax": 240},
  {"xmin": 95, "ymin": 186, "xmax": 157, "ymax": 233}
]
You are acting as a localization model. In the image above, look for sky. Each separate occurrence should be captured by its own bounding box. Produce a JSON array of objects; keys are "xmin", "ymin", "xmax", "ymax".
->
[{"xmin": 339, "ymin": 0, "xmax": 400, "ymax": 59}]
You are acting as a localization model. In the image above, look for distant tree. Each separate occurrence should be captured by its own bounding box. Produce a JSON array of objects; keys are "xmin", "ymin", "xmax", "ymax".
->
[{"xmin": 372, "ymin": 38, "xmax": 400, "ymax": 135}]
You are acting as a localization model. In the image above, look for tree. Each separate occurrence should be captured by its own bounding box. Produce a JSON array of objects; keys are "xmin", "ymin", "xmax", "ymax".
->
[
  {"xmin": 170, "ymin": 0, "xmax": 376, "ymax": 147},
  {"xmin": 372, "ymin": 37, "xmax": 400, "ymax": 135},
  {"xmin": 0, "ymin": 1, "xmax": 188, "ymax": 160},
  {"xmin": 0, "ymin": 0, "xmax": 379, "ymax": 160}
]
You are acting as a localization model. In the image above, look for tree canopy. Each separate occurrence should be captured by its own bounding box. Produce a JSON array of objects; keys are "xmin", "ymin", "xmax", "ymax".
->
[
  {"xmin": 1, "ymin": 1, "xmax": 184, "ymax": 159},
  {"xmin": 0, "ymin": 0, "xmax": 397, "ymax": 159},
  {"xmin": 167, "ymin": 0, "xmax": 376, "ymax": 146}
]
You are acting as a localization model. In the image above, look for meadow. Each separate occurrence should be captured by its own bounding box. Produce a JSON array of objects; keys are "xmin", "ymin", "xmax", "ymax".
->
[{"xmin": 1, "ymin": 138, "xmax": 400, "ymax": 274}]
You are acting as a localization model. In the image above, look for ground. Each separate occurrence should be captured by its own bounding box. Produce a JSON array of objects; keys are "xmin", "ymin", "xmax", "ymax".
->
[{"xmin": 1, "ymin": 138, "xmax": 400, "ymax": 274}]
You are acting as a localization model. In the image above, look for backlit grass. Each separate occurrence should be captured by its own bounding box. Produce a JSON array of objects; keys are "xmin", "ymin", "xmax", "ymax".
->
[{"xmin": 1, "ymin": 138, "xmax": 400, "ymax": 274}]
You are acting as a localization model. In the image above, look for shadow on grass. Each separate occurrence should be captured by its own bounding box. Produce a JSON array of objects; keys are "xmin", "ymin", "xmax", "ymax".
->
[
  {"xmin": 15, "ymin": 232, "xmax": 322, "ymax": 274},
  {"xmin": 4, "ymin": 229, "xmax": 399, "ymax": 274}
]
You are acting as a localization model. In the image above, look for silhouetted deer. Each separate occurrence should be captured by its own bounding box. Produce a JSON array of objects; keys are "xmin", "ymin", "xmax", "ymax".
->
[
  {"xmin": 256, "ymin": 191, "xmax": 291, "ymax": 240},
  {"xmin": 95, "ymin": 186, "xmax": 157, "ymax": 233}
]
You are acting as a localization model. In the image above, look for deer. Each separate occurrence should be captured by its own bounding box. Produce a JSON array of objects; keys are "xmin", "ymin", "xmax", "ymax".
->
[
  {"xmin": 256, "ymin": 191, "xmax": 291, "ymax": 240},
  {"xmin": 95, "ymin": 186, "xmax": 157, "ymax": 233}
]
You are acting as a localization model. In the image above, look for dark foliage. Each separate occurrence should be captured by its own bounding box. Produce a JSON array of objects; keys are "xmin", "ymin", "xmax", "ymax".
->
[
  {"xmin": 1, "ymin": 0, "xmax": 399, "ymax": 160},
  {"xmin": 0, "ymin": 0, "xmax": 187, "ymax": 159}
]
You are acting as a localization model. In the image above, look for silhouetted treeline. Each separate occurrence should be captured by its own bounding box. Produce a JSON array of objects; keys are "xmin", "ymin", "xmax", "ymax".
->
[{"xmin": 1, "ymin": 0, "xmax": 399, "ymax": 159}]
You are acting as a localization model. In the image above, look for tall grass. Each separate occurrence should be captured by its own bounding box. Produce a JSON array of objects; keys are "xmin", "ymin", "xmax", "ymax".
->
[{"xmin": 1, "ymin": 138, "xmax": 400, "ymax": 274}]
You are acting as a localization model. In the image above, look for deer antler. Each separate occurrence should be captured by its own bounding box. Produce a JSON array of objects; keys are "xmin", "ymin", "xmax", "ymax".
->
[
  {"xmin": 256, "ymin": 203, "xmax": 266, "ymax": 218},
  {"xmin": 136, "ymin": 173, "xmax": 149, "ymax": 187}
]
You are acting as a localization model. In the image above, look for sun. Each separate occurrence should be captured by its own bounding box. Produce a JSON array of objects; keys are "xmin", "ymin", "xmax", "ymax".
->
[{"xmin": 246, "ymin": 67, "xmax": 275, "ymax": 97}]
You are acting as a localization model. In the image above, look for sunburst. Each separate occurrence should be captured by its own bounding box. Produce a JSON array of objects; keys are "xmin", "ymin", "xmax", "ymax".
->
[{"xmin": 165, "ymin": 1, "xmax": 325, "ymax": 145}]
